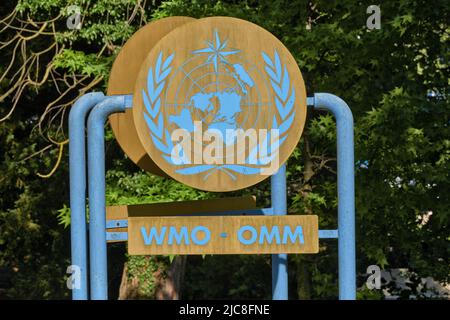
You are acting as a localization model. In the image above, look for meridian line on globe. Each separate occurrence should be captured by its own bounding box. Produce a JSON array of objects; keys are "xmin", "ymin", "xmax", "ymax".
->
[{"xmin": 178, "ymin": 65, "xmax": 207, "ymax": 93}]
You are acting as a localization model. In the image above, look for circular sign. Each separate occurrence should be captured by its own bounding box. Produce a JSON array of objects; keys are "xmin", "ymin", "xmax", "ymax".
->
[
  {"xmin": 133, "ymin": 17, "xmax": 307, "ymax": 191},
  {"xmin": 108, "ymin": 16, "xmax": 196, "ymax": 175}
]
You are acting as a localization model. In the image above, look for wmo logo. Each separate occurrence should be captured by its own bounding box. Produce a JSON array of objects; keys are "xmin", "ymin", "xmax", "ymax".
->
[
  {"xmin": 141, "ymin": 30, "xmax": 296, "ymax": 179},
  {"xmin": 132, "ymin": 18, "xmax": 307, "ymax": 192}
]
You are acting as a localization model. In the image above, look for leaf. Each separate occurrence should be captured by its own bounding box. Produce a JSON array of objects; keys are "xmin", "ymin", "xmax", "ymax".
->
[
  {"xmin": 164, "ymin": 129, "xmax": 174, "ymax": 150},
  {"xmin": 56, "ymin": 204, "xmax": 71, "ymax": 229},
  {"xmin": 176, "ymin": 165, "xmax": 215, "ymax": 175},
  {"xmin": 279, "ymin": 111, "xmax": 295, "ymax": 135},
  {"xmin": 144, "ymin": 112, "xmax": 163, "ymax": 139},
  {"xmin": 162, "ymin": 53, "xmax": 175, "ymax": 71},
  {"xmin": 281, "ymin": 66, "xmax": 290, "ymax": 101},
  {"xmin": 221, "ymin": 165, "xmax": 261, "ymax": 175},
  {"xmin": 146, "ymin": 67, "xmax": 155, "ymax": 98},
  {"xmin": 264, "ymin": 66, "xmax": 279, "ymax": 83},
  {"xmin": 142, "ymin": 90, "xmax": 159, "ymax": 118},
  {"xmin": 270, "ymin": 80, "xmax": 283, "ymax": 99},
  {"xmin": 150, "ymin": 132, "xmax": 170, "ymax": 154},
  {"xmin": 149, "ymin": 81, "xmax": 165, "ymax": 103},
  {"xmin": 261, "ymin": 52, "xmax": 274, "ymax": 69},
  {"xmin": 272, "ymin": 115, "xmax": 278, "ymax": 128},
  {"xmin": 155, "ymin": 51, "xmax": 163, "ymax": 81},
  {"xmin": 157, "ymin": 67, "xmax": 172, "ymax": 84},
  {"xmin": 273, "ymin": 49, "xmax": 282, "ymax": 78}
]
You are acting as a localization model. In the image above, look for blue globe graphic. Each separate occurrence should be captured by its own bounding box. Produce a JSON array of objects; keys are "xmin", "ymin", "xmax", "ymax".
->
[{"xmin": 167, "ymin": 60, "xmax": 265, "ymax": 143}]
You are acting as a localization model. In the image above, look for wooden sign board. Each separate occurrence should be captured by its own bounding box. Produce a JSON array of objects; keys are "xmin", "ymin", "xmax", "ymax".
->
[
  {"xmin": 132, "ymin": 17, "xmax": 307, "ymax": 191},
  {"xmin": 128, "ymin": 215, "xmax": 318, "ymax": 255},
  {"xmin": 108, "ymin": 16, "xmax": 196, "ymax": 175},
  {"xmin": 106, "ymin": 196, "xmax": 257, "ymax": 243}
]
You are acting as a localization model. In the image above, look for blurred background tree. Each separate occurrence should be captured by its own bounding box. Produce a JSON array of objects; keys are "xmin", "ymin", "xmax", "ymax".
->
[{"xmin": 0, "ymin": 0, "xmax": 448, "ymax": 299}]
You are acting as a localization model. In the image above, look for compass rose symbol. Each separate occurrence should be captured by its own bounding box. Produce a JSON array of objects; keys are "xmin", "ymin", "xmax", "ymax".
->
[{"xmin": 192, "ymin": 29, "xmax": 240, "ymax": 72}]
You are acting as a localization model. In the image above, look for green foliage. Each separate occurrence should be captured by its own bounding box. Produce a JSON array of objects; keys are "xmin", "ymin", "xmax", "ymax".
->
[
  {"xmin": 16, "ymin": 0, "xmax": 64, "ymax": 14},
  {"xmin": 0, "ymin": 122, "xmax": 70, "ymax": 298},
  {"xmin": 56, "ymin": 204, "xmax": 71, "ymax": 229},
  {"xmin": 17, "ymin": 0, "xmax": 143, "ymax": 44},
  {"xmin": 105, "ymin": 167, "xmax": 211, "ymax": 206},
  {"xmin": 183, "ymin": 255, "xmax": 272, "ymax": 299},
  {"xmin": 53, "ymin": 49, "xmax": 112, "ymax": 78},
  {"xmin": 126, "ymin": 255, "xmax": 164, "ymax": 298},
  {"xmin": 356, "ymin": 286, "xmax": 384, "ymax": 300},
  {"xmin": 1, "ymin": 0, "xmax": 449, "ymax": 300}
]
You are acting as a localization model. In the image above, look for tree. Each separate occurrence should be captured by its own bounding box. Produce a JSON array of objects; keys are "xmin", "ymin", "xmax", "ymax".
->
[{"xmin": 0, "ymin": 0, "xmax": 448, "ymax": 299}]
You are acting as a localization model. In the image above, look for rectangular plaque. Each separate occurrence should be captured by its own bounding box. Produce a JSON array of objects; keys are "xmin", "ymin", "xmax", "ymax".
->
[{"xmin": 128, "ymin": 215, "xmax": 318, "ymax": 255}]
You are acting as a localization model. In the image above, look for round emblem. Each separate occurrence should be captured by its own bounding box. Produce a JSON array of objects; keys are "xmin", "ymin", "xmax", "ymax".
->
[
  {"xmin": 133, "ymin": 17, "xmax": 307, "ymax": 191},
  {"xmin": 108, "ymin": 16, "xmax": 196, "ymax": 176}
]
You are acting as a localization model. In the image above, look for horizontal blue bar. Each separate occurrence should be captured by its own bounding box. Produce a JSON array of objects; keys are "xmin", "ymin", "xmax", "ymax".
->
[
  {"xmin": 318, "ymin": 229, "xmax": 339, "ymax": 239},
  {"xmin": 124, "ymin": 95, "xmax": 133, "ymax": 108},
  {"xmin": 106, "ymin": 232, "xmax": 128, "ymax": 241},
  {"xmin": 106, "ymin": 219, "xmax": 128, "ymax": 229}
]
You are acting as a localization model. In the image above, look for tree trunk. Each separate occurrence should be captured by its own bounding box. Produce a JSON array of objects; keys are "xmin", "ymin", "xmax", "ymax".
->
[
  {"xmin": 118, "ymin": 255, "xmax": 187, "ymax": 300},
  {"xmin": 296, "ymin": 256, "xmax": 312, "ymax": 299},
  {"xmin": 303, "ymin": 138, "xmax": 315, "ymax": 215},
  {"xmin": 118, "ymin": 263, "xmax": 139, "ymax": 300},
  {"xmin": 155, "ymin": 255, "xmax": 187, "ymax": 300},
  {"xmin": 296, "ymin": 137, "xmax": 314, "ymax": 299}
]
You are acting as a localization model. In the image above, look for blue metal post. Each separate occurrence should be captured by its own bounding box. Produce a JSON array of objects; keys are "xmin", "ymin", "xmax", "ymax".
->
[
  {"xmin": 313, "ymin": 93, "xmax": 356, "ymax": 300},
  {"xmin": 87, "ymin": 95, "xmax": 132, "ymax": 300},
  {"xmin": 69, "ymin": 92, "xmax": 105, "ymax": 300},
  {"xmin": 271, "ymin": 164, "xmax": 288, "ymax": 300}
]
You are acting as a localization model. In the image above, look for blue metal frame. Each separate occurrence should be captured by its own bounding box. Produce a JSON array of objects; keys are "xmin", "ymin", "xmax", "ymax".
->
[
  {"xmin": 312, "ymin": 93, "xmax": 356, "ymax": 300},
  {"xmin": 271, "ymin": 165, "xmax": 288, "ymax": 300},
  {"xmin": 68, "ymin": 92, "xmax": 105, "ymax": 300},
  {"xmin": 87, "ymin": 95, "xmax": 132, "ymax": 300},
  {"xmin": 69, "ymin": 92, "xmax": 355, "ymax": 300}
]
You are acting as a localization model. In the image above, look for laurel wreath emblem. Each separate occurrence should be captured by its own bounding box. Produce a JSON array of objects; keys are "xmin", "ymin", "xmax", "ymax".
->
[{"xmin": 142, "ymin": 50, "xmax": 296, "ymax": 180}]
